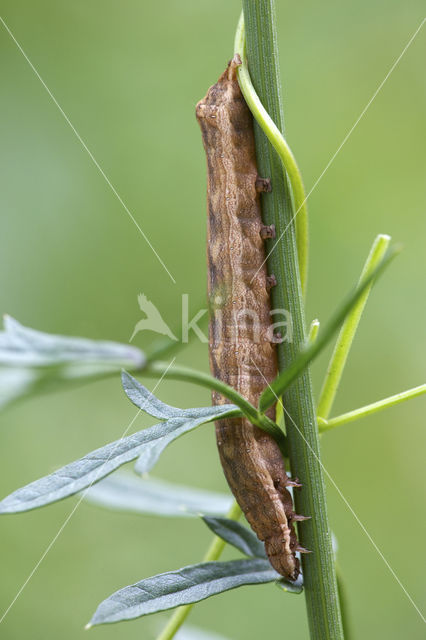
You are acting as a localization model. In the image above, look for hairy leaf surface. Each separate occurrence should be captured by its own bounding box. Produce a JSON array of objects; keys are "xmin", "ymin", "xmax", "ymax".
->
[
  {"xmin": 88, "ymin": 558, "xmax": 279, "ymax": 626},
  {"xmin": 0, "ymin": 317, "xmax": 145, "ymax": 410},
  {"xmin": 0, "ymin": 405, "xmax": 236, "ymax": 513}
]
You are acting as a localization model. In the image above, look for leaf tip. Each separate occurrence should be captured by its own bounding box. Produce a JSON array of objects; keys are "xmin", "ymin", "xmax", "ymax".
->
[
  {"xmin": 275, "ymin": 574, "xmax": 304, "ymax": 594},
  {"xmin": 3, "ymin": 314, "xmax": 15, "ymax": 330}
]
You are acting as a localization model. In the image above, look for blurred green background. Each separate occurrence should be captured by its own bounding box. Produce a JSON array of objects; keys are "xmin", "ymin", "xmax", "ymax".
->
[{"xmin": 0, "ymin": 1, "xmax": 425, "ymax": 638}]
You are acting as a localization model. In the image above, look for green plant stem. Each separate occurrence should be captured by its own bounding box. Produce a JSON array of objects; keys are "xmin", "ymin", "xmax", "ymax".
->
[
  {"xmin": 318, "ymin": 383, "xmax": 426, "ymax": 432},
  {"xmin": 336, "ymin": 564, "xmax": 352, "ymax": 640},
  {"xmin": 155, "ymin": 501, "xmax": 242, "ymax": 640},
  {"xmin": 241, "ymin": 2, "xmax": 344, "ymax": 638},
  {"xmin": 142, "ymin": 361, "xmax": 287, "ymax": 454},
  {"xmin": 234, "ymin": 14, "xmax": 309, "ymax": 297},
  {"xmin": 317, "ymin": 234, "xmax": 391, "ymax": 420},
  {"xmin": 146, "ymin": 361, "xmax": 257, "ymax": 418}
]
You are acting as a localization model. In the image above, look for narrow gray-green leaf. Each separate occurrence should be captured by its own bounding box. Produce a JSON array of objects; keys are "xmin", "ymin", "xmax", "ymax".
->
[
  {"xmin": 88, "ymin": 558, "xmax": 278, "ymax": 626},
  {"xmin": 84, "ymin": 473, "xmax": 232, "ymax": 518},
  {"xmin": 122, "ymin": 371, "xmax": 233, "ymax": 421},
  {"xmin": 0, "ymin": 405, "xmax": 235, "ymax": 514},
  {"xmin": 202, "ymin": 517, "xmax": 267, "ymax": 559},
  {"xmin": 134, "ymin": 404, "xmax": 238, "ymax": 474},
  {"xmin": 122, "ymin": 370, "xmax": 185, "ymax": 418},
  {"xmin": 0, "ymin": 316, "xmax": 145, "ymax": 368},
  {"xmin": 0, "ymin": 317, "xmax": 145, "ymax": 410}
]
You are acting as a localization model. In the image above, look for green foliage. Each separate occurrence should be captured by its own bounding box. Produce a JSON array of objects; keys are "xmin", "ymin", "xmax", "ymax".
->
[
  {"xmin": 1, "ymin": 248, "xmax": 422, "ymax": 634},
  {"xmin": 0, "ymin": 316, "xmax": 145, "ymax": 410},
  {"xmin": 122, "ymin": 370, "xmax": 193, "ymax": 419},
  {"xmin": 87, "ymin": 512, "xmax": 302, "ymax": 628},
  {"xmin": 202, "ymin": 517, "xmax": 267, "ymax": 559},
  {"xmin": 0, "ymin": 3, "xmax": 424, "ymax": 640},
  {"xmin": 0, "ymin": 392, "xmax": 237, "ymax": 513},
  {"xmin": 85, "ymin": 473, "xmax": 232, "ymax": 518},
  {"xmin": 87, "ymin": 558, "xmax": 281, "ymax": 627},
  {"xmin": 258, "ymin": 245, "xmax": 398, "ymax": 412}
]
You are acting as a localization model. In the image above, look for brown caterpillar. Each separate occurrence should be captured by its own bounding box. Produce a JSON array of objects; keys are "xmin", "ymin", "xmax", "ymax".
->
[{"xmin": 196, "ymin": 57, "xmax": 308, "ymax": 581}]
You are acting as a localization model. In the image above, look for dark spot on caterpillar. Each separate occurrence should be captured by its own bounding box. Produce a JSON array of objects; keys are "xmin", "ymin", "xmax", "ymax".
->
[
  {"xmin": 260, "ymin": 224, "xmax": 276, "ymax": 240},
  {"xmin": 255, "ymin": 176, "xmax": 272, "ymax": 193},
  {"xmin": 266, "ymin": 274, "xmax": 277, "ymax": 289}
]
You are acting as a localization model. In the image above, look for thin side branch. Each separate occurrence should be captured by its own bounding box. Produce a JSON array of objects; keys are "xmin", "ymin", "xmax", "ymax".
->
[
  {"xmin": 317, "ymin": 234, "xmax": 391, "ymax": 419},
  {"xmin": 319, "ymin": 383, "xmax": 426, "ymax": 432}
]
